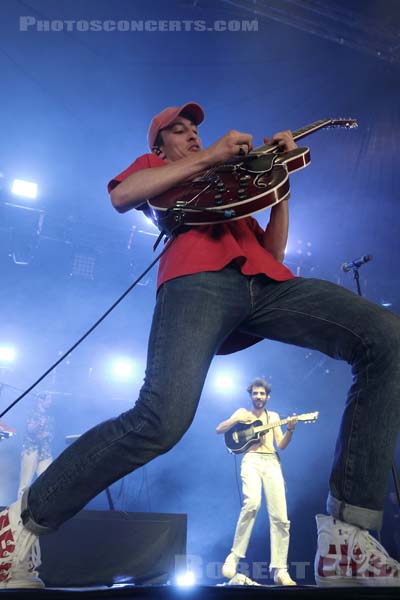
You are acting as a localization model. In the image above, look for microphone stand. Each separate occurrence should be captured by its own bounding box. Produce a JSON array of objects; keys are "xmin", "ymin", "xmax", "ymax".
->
[
  {"xmin": 351, "ymin": 264, "xmax": 362, "ymax": 297},
  {"xmin": 346, "ymin": 264, "xmax": 400, "ymax": 522}
]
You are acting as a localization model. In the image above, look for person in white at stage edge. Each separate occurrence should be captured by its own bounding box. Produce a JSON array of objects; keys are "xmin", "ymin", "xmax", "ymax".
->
[{"xmin": 217, "ymin": 378, "xmax": 298, "ymax": 586}]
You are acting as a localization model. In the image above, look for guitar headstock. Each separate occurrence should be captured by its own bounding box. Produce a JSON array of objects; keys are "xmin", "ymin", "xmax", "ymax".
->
[
  {"xmin": 298, "ymin": 411, "xmax": 319, "ymax": 423},
  {"xmin": 327, "ymin": 118, "xmax": 358, "ymax": 129}
]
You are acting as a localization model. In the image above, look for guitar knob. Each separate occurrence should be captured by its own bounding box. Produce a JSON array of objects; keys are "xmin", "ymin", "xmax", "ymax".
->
[
  {"xmin": 237, "ymin": 188, "xmax": 247, "ymax": 200},
  {"xmin": 214, "ymin": 194, "xmax": 224, "ymax": 205},
  {"xmin": 216, "ymin": 182, "xmax": 226, "ymax": 191},
  {"xmin": 239, "ymin": 175, "xmax": 251, "ymax": 185}
]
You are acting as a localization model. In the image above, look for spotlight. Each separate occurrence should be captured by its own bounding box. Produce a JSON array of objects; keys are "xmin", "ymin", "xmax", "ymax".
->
[
  {"xmin": 214, "ymin": 372, "xmax": 236, "ymax": 392},
  {"xmin": 286, "ymin": 239, "xmax": 313, "ymax": 257},
  {"xmin": 11, "ymin": 179, "xmax": 38, "ymax": 199},
  {"xmin": 110, "ymin": 357, "xmax": 136, "ymax": 380},
  {"xmin": 0, "ymin": 347, "xmax": 16, "ymax": 364},
  {"xmin": 175, "ymin": 571, "xmax": 196, "ymax": 587}
]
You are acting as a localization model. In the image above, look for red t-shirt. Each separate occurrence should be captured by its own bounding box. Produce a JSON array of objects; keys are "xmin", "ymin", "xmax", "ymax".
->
[{"xmin": 108, "ymin": 153, "xmax": 294, "ymax": 353}]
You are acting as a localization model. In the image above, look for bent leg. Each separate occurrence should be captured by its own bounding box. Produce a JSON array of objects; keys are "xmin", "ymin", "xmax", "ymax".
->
[
  {"xmin": 22, "ymin": 268, "xmax": 250, "ymax": 534},
  {"xmin": 242, "ymin": 276, "xmax": 400, "ymax": 530}
]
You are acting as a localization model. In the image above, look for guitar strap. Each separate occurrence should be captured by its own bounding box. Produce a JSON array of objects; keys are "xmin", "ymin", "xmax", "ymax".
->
[{"xmin": 264, "ymin": 408, "xmax": 281, "ymax": 462}]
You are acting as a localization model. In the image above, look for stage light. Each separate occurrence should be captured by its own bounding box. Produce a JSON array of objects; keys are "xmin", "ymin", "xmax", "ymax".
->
[
  {"xmin": 381, "ymin": 300, "xmax": 392, "ymax": 308},
  {"xmin": 0, "ymin": 347, "xmax": 16, "ymax": 364},
  {"xmin": 70, "ymin": 253, "xmax": 96, "ymax": 279},
  {"xmin": 110, "ymin": 357, "xmax": 136, "ymax": 380},
  {"xmin": 285, "ymin": 239, "xmax": 313, "ymax": 257},
  {"xmin": 214, "ymin": 372, "xmax": 236, "ymax": 392},
  {"xmin": 175, "ymin": 571, "xmax": 196, "ymax": 587},
  {"xmin": 11, "ymin": 179, "xmax": 38, "ymax": 199}
]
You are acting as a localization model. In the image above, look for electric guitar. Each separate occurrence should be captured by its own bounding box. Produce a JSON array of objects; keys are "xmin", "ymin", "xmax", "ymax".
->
[
  {"xmin": 224, "ymin": 411, "xmax": 319, "ymax": 454},
  {"xmin": 149, "ymin": 119, "xmax": 357, "ymax": 234}
]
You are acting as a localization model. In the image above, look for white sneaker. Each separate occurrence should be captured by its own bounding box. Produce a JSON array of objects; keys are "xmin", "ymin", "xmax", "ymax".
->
[
  {"xmin": 228, "ymin": 573, "xmax": 260, "ymax": 586},
  {"xmin": 273, "ymin": 568, "xmax": 297, "ymax": 586},
  {"xmin": 222, "ymin": 551, "xmax": 239, "ymax": 579},
  {"xmin": 0, "ymin": 502, "xmax": 44, "ymax": 589},
  {"xmin": 315, "ymin": 514, "xmax": 400, "ymax": 586}
]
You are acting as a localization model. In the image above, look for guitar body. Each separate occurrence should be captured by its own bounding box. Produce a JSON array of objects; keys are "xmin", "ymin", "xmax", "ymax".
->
[
  {"xmin": 224, "ymin": 411, "xmax": 319, "ymax": 454},
  {"xmin": 149, "ymin": 147, "xmax": 310, "ymax": 233},
  {"xmin": 224, "ymin": 419, "xmax": 264, "ymax": 454}
]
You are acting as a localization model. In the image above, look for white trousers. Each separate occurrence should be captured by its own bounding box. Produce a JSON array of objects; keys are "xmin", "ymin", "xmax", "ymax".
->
[
  {"xmin": 231, "ymin": 452, "xmax": 290, "ymax": 569},
  {"xmin": 17, "ymin": 450, "xmax": 52, "ymax": 500}
]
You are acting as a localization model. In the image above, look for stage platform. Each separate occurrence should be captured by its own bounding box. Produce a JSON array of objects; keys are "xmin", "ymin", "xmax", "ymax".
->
[
  {"xmin": 1, "ymin": 510, "xmax": 398, "ymax": 598},
  {"xmin": 0, "ymin": 584, "xmax": 399, "ymax": 599}
]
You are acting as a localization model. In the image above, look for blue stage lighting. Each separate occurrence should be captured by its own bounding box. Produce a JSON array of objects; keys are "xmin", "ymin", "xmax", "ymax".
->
[
  {"xmin": 175, "ymin": 570, "xmax": 196, "ymax": 587},
  {"xmin": 214, "ymin": 372, "xmax": 236, "ymax": 392},
  {"xmin": 0, "ymin": 346, "xmax": 16, "ymax": 364},
  {"xmin": 110, "ymin": 357, "xmax": 136, "ymax": 380},
  {"xmin": 11, "ymin": 179, "xmax": 38, "ymax": 199}
]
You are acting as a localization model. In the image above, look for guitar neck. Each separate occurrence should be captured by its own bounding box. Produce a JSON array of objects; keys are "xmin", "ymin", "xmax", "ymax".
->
[
  {"xmin": 253, "ymin": 411, "xmax": 318, "ymax": 436},
  {"xmin": 254, "ymin": 417, "xmax": 292, "ymax": 435},
  {"xmin": 292, "ymin": 120, "xmax": 334, "ymax": 142},
  {"xmin": 250, "ymin": 119, "xmax": 355, "ymax": 156}
]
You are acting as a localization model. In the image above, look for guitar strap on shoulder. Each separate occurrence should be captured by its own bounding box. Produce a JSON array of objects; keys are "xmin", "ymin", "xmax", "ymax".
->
[{"xmin": 264, "ymin": 409, "xmax": 281, "ymax": 461}]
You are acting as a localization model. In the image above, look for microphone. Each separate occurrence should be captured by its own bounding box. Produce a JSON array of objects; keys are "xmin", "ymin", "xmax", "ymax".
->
[{"xmin": 341, "ymin": 254, "xmax": 373, "ymax": 272}]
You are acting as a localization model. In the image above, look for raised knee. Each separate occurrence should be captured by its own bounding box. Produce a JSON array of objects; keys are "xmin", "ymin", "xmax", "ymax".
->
[
  {"xmin": 124, "ymin": 397, "xmax": 193, "ymax": 455},
  {"xmin": 351, "ymin": 309, "xmax": 400, "ymax": 369},
  {"xmin": 371, "ymin": 310, "xmax": 400, "ymax": 347}
]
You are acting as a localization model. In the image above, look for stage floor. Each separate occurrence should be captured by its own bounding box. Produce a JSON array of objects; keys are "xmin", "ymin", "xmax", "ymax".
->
[{"xmin": 0, "ymin": 584, "xmax": 399, "ymax": 599}]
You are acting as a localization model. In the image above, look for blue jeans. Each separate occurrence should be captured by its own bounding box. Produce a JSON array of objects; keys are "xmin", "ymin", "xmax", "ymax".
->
[{"xmin": 21, "ymin": 264, "xmax": 400, "ymax": 533}]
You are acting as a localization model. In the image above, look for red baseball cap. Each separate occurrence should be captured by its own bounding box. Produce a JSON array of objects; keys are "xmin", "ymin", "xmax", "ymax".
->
[{"xmin": 147, "ymin": 102, "xmax": 205, "ymax": 150}]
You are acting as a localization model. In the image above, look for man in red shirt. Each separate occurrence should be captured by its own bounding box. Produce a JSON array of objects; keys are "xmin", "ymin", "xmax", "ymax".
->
[{"xmin": 1, "ymin": 102, "xmax": 399, "ymax": 589}]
